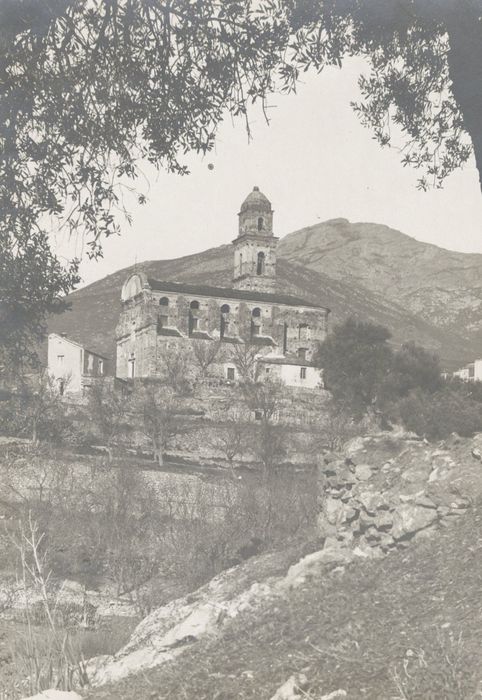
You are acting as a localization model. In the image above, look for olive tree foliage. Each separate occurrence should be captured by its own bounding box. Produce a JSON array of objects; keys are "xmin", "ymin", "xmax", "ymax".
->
[{"xmin": 2, "ymin": 0, "xmax": 481, "ymax": 365}]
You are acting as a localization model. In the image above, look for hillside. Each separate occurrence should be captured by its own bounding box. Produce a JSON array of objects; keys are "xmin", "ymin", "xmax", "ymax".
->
[
  {"xmin": 280, "ymin": 218, "xmax": 482, "ymax": 345},
  {"xmin": 81, "ymin": 431, "xmax": 482, "ymax": 699},
  {"xmin": 46, "ymin": 220, "xmax": 482, "ymax": 369}
]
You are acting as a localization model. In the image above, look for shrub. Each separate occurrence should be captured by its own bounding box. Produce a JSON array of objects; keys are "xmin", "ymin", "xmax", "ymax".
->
[{"xmin": 389, "ymin": 388, "xmax": 482, "ymax": 440}]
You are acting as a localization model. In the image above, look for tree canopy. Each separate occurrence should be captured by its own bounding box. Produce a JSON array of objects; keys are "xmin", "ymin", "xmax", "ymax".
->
[{"xmin": 1, "ymin": 0, "xmax": 481, "ymax": 364}]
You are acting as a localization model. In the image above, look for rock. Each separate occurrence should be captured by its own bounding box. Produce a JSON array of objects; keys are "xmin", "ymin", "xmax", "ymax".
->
[
  {"xmin": 270, "ymin": 673, "xmax": 309, "ymax": 699},
  {"xmin": 374, "ymin": 511, "xmax": 393, "ymax": 532},
  {"xmin": 415, "ymin": 494, "xmax": 437, "ymax": 509},
  {"xmin": 23, "ymin": 692, "xmax": 83, "ymax": 700},
  {"xmin": 450, "ymin": 498, "xmax": 470, "ymax": 510},
  {"xmin": 321, "ymin": 691, "xmax": 347, "ymax": 700},
  {"xmin": 344, "ymin": 436, "xmax": 365, "ymax": 456},
  {"xmin": 391, "ymin": 504, "xmax": 438, "ymax": 540},
  {"xmin": 285, "ymin": 547, "xmax": 353, "ymax": 587},
  {"xmin": 471, "ymin": 448, "xmax": 482, "ymax": 461},
  {"xmin": 357, "ymin": 490, "xmax": 389, "ymax": 515},
  {"xmin": 401, "ymin": 464, "xmax": 431, "ymax": 484},
  {"xmin": 354, "ymin": 464, "xmax": 372, "ymax": 481},
  {"xmin": 324, "ymin": 497, "xmax": 345, "ymax": 525}
]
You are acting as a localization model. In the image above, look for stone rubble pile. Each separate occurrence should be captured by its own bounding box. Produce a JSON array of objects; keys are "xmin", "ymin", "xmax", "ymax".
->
[{"xmin": 316, "ymin": 434, "xmax": 472, "ymax": 560}]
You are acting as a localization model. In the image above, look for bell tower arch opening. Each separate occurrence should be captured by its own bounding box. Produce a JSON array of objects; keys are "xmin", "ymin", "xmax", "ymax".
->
[{"xmin": 232, "ymin": 186, "xmax": 278, "ymax": 293}]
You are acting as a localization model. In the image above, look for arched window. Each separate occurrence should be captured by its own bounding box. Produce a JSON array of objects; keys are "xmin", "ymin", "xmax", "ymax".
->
[
  {"xmin": 158, "ymin": 297, "xmax": 169, "ymax": 330},
  {"xmin": 298, "ymin": 323, "xmax": 309, "ymax": 340},
  {"xmin": 258, "ymin": 217, "xmax": 264, "ymax": 231},
  {"xmin": 220, "ymin": 304, "xmax": 230, "ymax": 339},
  {"xmin": 239, "ymin": 253, "xmax": 243, "ymax": 276},
  {"xmin": 256, "ymin": 252, "xmax": 265, "ymax": 275},
  {"xmin": 189, "ymin": 300, "xmax": 200, "ymax": 335},
  {"xmin": 298, "ymin": 347, "xmax": 308, "ymax": 361},
  {"xmin": 251, "ymin": 307, "xmax": 261, "ymax": 337}
]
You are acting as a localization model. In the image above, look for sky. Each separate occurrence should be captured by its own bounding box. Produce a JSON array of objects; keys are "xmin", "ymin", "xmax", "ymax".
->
[{"xmin": 52, "ymin": 57, "xmax": 482, "ymax": 289}]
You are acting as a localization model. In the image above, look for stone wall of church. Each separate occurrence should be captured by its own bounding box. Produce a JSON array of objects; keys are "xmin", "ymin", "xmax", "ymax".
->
[{"xmin": 116, "ymin": 288, "xmax": 328, "ymax": 379}]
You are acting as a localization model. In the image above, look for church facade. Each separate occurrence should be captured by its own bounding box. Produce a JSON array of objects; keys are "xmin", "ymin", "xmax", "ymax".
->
[{"xmin": 116, "ymin": 187, "xmax": 330, "ymax": 388}]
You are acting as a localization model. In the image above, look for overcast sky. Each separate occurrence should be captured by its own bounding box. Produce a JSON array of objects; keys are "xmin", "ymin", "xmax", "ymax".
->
[{"xmin": 52, "ymin": 57, "xmax": 482, "ymax": 289}]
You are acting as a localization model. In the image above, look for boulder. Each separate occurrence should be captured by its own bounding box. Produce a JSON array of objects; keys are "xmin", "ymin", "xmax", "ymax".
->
[
  {"xmin": 354, "ymin": 464, "xmax": 372, "ymax": 481},
  {"xmin": 357, "ymin": 490, "xmax": 390, "ymax": 515},
  {"xmin": 374, "ymin": 511, "xmax": 393, "ymax": 532},
  {"xmin": 285, "ymin": 547, "xmax": 353, "ymax": 587},
  {"xmin": 23, "ymin": 692, "xmax": 83, "ymax": 700},
  {"xmin": 414, "ymin": 494, "xmax": 437, "ymax": 509},
  {"xmin": 321, "ymin": 691, "xmax": 347, "ymax": 700},
  {"xmin": 391, "ymin": 504, "xmax": 438, "ymax": 540},
  {"xmin": 270, "ymin": 673, "xmax": 309, "ymax": 700}
]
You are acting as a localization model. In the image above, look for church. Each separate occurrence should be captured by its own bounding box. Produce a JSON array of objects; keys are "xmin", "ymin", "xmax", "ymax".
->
[{"xmin": 116, "ymin": 187, "xmax": 330, "ymax": 388}]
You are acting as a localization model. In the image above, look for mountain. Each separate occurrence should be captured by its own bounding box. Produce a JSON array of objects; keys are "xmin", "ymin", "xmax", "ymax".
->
[
  {"xmin": 280, "ymin": 218, "xmax": 482, "ymax": 345},
  {"xmin": 46, "ymin": 220, "xmax": 482, "ymax": 369}
]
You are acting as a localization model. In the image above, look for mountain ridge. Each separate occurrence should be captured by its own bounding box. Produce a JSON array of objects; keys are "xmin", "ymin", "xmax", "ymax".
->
[{"xmin": 47, "ymin": 220, "xmax": 482, "ymax": 370}]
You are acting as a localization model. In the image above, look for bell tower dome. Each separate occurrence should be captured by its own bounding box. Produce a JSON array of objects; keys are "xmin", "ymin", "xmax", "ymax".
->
[{"xmin": 233, "ymin": 186, "xmax": 278, "ymax": 293}]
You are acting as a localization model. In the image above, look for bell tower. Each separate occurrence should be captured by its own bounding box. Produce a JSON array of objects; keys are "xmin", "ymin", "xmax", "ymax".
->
[{"xmin": 233, "ymin": 186, "xmax": 278, "ymax": 293}]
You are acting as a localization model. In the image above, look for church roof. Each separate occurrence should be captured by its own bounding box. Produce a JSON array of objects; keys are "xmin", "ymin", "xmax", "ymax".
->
[
  {"xmin": 146, "ymin": 278, "xmax": 328, "ymax": 311},
  {"xmin": 240, "ymin": 186, "xmax": 271, "ymax": 212}
]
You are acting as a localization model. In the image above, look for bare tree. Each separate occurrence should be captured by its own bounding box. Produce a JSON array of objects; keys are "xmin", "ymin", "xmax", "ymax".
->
[
  {"xmin": 241, "ymin": 378, "xmax": 289, "ymax": 474},
  {"xmin": 87, "ymin": 379, "xmax": 131, "ymax": 463},
  {"xmin": 159, "ymin": 345, "xmax": 196, "ymax": 395},
  {"xmin": 210, "ymin": 409, "xmax": 250, "ymax": 475},
  {"xmin": 134, "ymin": 382, "xmax": 184, "ymax": 467},
  {"xmin": 192, "ymin": 340, "xmax": 225, "ymax": 379},
  {"xmin": 230, "ymin": 343, "xmax": 260, "ymax": 382}
]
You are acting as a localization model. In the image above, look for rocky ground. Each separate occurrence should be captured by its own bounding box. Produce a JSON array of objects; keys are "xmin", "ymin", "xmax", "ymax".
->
[{"xmin": 15, "ymin": 431, "xmax": 482, "ymax": 699}]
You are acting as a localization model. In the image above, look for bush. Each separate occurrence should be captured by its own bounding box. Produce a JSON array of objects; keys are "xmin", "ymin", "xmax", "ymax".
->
[{"xmin": 389, "ymin": 388, "xmax": 482, "ymax": 440}]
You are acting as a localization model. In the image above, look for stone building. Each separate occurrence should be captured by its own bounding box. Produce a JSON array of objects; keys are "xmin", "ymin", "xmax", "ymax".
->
[{"xmin": 116, "ymin": 187, "xmax": 330, "ymax": 387}]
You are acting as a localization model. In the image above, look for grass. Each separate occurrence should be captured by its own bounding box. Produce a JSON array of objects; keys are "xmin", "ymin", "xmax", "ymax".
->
[{"xmin": 84, "ymin": 502, "xmax": 482, "ymax": 700}]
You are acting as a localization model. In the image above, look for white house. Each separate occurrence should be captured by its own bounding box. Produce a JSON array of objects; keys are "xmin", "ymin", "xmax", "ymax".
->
[
  {"xmin": 453, "ymin": 359, "xmax": 482, "ymax": 383},
  {"xmin": 48, "ymin": 333, "xmax": 109, "ymax": 395}
]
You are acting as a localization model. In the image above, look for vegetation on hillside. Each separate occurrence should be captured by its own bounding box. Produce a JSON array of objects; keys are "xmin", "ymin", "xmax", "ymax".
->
[{"xmin": 317, "ymin": 317, "xmax": 482, "ymax": 439}]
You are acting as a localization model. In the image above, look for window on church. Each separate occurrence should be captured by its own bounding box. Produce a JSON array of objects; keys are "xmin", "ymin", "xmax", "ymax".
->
[
  {"xmin": 298, "ymin": 348, "xmax": 308, "ymax": 360},
  {"xmin": 256, "ymin": 252, "xmax": 265, "ymax": 275},
  {"xmin": 98, "ymin": 359, "xmax": 104, "ymax": 375},
  {"xmin": 128, "ymin": 354, "xmax": 136, "ymax": 379},
  {"xmin": 251, "ymin": 307, "xmax": 262, "ymax": 338},
  {"xmin": 159, "ymin": 297, "xmax": 169, "ymax": 306},
  {"xmin": 258, "ymin": 217, "xmax": 264, "ymax": 231},
  {"xmin": 298, "ymin": 323, "xmax": 309, "ymax": 340},
  {"xmin": 57, "ymin": 354, "xmax": 64, "ymax": 366},
  {"xmin": 283, "ymin": 323, "xmax": 288, "ymax": 354},
  {"xmin": 239, "ymin": 253, "xmax": 243, "ymax": 276},
  {"xmin": 220, "ymin": 304, "xmax": 230, "ymax": 339},
  {"xmin": 300, "ymin": 367, "xmax": 307, "ymax": 380},
  {"xmin": 226, "ymin": 367, "xmax": 235, "ymax": 381},
  {"xmin": 189, "ymin": 300, "xmax": 200, "ymax": 336}
]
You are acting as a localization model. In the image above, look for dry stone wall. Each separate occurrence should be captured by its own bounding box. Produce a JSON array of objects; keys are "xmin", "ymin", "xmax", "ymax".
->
[{"xmin": 316, "ymin": 432, "xmax": 476, "ymax": 559}]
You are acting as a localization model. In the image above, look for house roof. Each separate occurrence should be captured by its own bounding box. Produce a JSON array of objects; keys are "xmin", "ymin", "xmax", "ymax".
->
[
  {"xmin": 258, "ymin": 355, "xmax": 318, "ymax": 368},
  {"xmin": 146, "ymin": 278, "xmax": 328, "ymax": 311},
  {"xmin": 48, "ymin": 333, "xmax": 110, "ymax": 360}
]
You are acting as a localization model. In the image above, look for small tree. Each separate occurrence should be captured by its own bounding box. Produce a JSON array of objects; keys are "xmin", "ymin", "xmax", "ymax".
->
[
  {"xmin": 88, "ymin": 379, "xmax": 131, "ymax": 463},
  {"xmin": 380, "ymin": 341, "xmax": 442, "ymax": 404},
  {"xmin": 316, "ymin": 317, "xmax": 393, "ymax": 417},
  {"xmin": 0, "ymin": 371, "xmax": 68, "ymax": 443},
  {"xmin": 159, "ymin": 345, "xmax": 195, "ymax": 395},
  {"xmin": 241, "ymin": 378, "xmax": 288, "ymax": 473},
  {"xmin": 210, "ymin": 409, "xmax": 249, "ymax": 475},
  {"xmin": 192, "ymin": 340, "xmax": 225, "ymax": 379},
  {"xmin": 134, "ymin": 382, "xmax": 184, "ymax": 467},
  {"xmin": 230, "ymin": 343, "xmax": 260, "ymax": 382}
]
